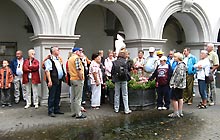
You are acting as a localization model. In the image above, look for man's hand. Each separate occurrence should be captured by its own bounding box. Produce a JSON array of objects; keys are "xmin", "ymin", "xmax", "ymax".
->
[{"xmin": 48, "ymin": 81, "xmax": 52, "ymax": 88}]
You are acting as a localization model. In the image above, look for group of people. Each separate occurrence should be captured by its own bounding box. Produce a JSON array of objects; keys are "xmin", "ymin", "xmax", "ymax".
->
[
  {"xmin": 0, "ymin": 42, "xmax": 219, "ymax": 119},
  {"xmin": 133, "ymin": 43, "xmax": 219, "ymax": 118},
  {"xmin": 0, "ymin": 49, "xmax": 40, "ymax": 109}
]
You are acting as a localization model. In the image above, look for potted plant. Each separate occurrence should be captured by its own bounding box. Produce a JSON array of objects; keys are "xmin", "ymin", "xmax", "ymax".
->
[{"xmin": 106, "ymin": 74, "xmax": 156, "ymax": 110}]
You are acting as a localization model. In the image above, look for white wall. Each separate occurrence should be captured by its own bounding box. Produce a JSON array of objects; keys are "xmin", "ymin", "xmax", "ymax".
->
[
  {"xmin": 75, "ymin": 5, "xmax": 114, "ymax": 58},
  {"xmin": 0, "ymin": 0, "xmax": 34, "ymax": 59}
]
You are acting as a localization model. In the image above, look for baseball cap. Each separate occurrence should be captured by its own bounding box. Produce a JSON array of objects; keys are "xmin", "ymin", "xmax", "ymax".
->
[
  {"xmin": 157, "ymin": 50, "xmax": 164, "ymax": 55},
  {"xmin": 72, "ymin": 47, "xmax": 81, "ymax": 52},
  {"xmin": 159, "ymin": 56, "xmax": 167, "ymax": 61},
  {"xmin": 149, "ymin": 47, "xmax": 155, "ymax": 52}
]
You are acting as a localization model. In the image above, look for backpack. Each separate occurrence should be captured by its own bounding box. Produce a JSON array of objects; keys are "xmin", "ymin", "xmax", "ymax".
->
[{"xmin": 113, "ymin": 59, "xmax": 127, "ymax": 80}]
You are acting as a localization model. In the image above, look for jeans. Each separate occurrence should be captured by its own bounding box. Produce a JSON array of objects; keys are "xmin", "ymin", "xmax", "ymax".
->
[
  {"xmin": 48, "ymin": 80, "xmax": 62, "ymax": 114},
  {"xmin": 1, "ymin": 89, "xmax": 11, "ymax": 105},
  {"xmin": 13, "ymin": 76, "xmax": 26, "ymax": 102},
  {"xmin": 156, "ymin": 85, "xmax": 170, "ymax": 109},
  {"xmin": 198, "ymin": 80, "xmax": 208, "ymax": 100},
  {"xmin": 114, "ymin": 81, "xmax": 130, "ymax": 112}
]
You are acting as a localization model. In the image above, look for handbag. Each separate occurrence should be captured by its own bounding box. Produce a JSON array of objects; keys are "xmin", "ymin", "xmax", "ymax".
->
[{"xmin": 205, "ymin": 74, "xmax": 214, "ymax": 84}]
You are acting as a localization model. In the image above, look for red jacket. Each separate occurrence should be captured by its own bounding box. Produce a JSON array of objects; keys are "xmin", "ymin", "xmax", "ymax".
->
[
  {"xmin": 0, "ymin": 66, "xmax": 14, "ymax": 89},
  {"xmin": 22, "ymin": 58, "xmax": 41, "ymax": 84}
]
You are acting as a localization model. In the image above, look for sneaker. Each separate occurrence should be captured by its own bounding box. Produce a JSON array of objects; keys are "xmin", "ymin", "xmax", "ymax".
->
[
  {"xmin": 168, "ymin": 113, "xmax": 180, "ymax": 118},
  {"xmin": 180, "ymin": 113, "xmax": 184, "ymax": 117},
  {"xmin": 157, "ymin": 107, "xmax": 163, "ymax": 111},
  {"xmin": 125, "ymin": 110, "xmax": 132, "ymax": 114},
  {"xmin": 15, "ymin": 100, "xmax": 19, "ymax": 104},
  {"xmin": 114, "ymin": 110, "xmax": 119, "ymax": 113},
  {"xmin": 209, "ymin": 102, "xmax": 215, "ymax": 106},
  {"xmin": 2, "ymin": 105, "xmax": 5, "ymax": 108},
  {"xmin": 8, "ymin": 104, "xmax": 12, "ymax": 107},
  {"xmin": 162, "ymin": 107, "xmax": 167, "ymax": 110},
  {"xmin": 193, "ymin": 93, "xmax": 195, "ymax": 97},
  {"xmin": 24, "ymin": 105, "xmax": 30, "ymax": 109},
  {"xmin": 35, "ymin": 105, "xmax": 39, "ymax": 109}
]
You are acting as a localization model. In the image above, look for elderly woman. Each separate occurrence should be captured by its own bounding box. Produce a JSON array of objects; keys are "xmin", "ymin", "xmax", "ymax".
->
[
  {"xmin": 169, "ymin": 52, "xmax": 186, "ymax": 118},
  {"xmin": 89, "ymin": 53, "xmax": 103, "ymax": 109},
  {"xmin": 194, "ymin": 50, "xmax": 210, "ymax": 109},
  {"xmin": 104, "ymin": 50, "xmax": 115, "ymax": 79},
  {"xmin": 22, "ymin": 49, "xmax": 41, "ymax": 109}
]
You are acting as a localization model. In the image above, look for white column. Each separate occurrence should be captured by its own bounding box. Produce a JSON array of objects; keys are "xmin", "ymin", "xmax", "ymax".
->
[{"xmin": 30, "ymin": 34, "xmax": 80, "ymax": 105}]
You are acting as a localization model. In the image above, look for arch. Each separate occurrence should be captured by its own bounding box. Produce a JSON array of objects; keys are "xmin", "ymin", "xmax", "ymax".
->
[
  {"xmin": 213, "ymin": 19, "xmax": 220, "ymax": 42},
  {"xmin": 155, "ymin": 0, "xmax": 211, "ymax": 42},
  {"xmin": 61, "ymin": 0, "xmax": 153, "ymax": 39},
  {"xmin": 11, "ymin": 0, "xmax": 59, "ymax": 35}
]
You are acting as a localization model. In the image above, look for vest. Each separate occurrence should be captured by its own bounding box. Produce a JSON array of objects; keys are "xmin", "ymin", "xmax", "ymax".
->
[{"xmin": 68, "ymin": 54, "xmax": 84, "ymax": 80}]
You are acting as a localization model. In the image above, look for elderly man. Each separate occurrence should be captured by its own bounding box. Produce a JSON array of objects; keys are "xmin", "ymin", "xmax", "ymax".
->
[
  {"xmin": 206, "ymin": 43, "xmax": 219, "ymax": 106},
  {"xmin": 68, "ymin": 47, "xmax": 86, "ymax": 119},
  {"xmin": 144, "ymin": 47, "xmax": 158, "ymax": 78},
  {"xmin": 10, "ymin": 50, "xmax": 26, "ymax": 104},
  {"xmin": 183, "ymin": 48, "xmax": 197, "ymax": 105},
  {"xmin": 44, "ymin": 46, "xmax": 65, "ymax": 117}
]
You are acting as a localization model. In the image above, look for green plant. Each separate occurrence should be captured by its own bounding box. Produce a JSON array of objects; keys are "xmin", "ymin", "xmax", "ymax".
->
[
  {"xmin": 128, "ymin": 79, "xmax": 156, "ymax": 90},
  {"xmin": 106, "ymin": 78, "xmax": 156, "ymax": 90},
  {"xmin": 106, "ymin": 79, "xmax": 115, "ymax": 89}
]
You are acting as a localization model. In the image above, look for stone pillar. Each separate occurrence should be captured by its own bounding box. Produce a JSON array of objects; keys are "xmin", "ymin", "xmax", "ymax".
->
[
  {"xmin": 125, "ymin": 39, "xmax": 167, "ymax": 59},
  {"xmin": 30, "ymin": 34, "xmax": 80, "ymax": 105}
]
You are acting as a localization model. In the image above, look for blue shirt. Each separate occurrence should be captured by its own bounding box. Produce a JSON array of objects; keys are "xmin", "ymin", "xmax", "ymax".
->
[{"xmin": 44, "ymin": 56, "xmax": 64, "ymax": 80}]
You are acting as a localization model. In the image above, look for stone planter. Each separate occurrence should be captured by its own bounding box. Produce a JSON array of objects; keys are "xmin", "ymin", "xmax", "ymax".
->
[{"xmin": 108, "ymin": 88, "xmax": 156, "ymax": 110}]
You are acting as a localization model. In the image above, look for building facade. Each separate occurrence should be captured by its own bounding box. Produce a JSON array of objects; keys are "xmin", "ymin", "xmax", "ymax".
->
[{"xmin": 1, "ymin": 0, "xmax": 220, "ymax": 104}]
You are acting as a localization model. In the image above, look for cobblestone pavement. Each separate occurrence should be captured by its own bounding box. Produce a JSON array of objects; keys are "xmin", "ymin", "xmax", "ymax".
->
[{"xmin": 0, "ymin": 88, "xmax": 220, "ymax": 140}]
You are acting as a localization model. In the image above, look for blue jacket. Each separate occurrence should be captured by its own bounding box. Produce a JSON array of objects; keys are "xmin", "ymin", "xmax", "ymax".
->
[
  {"xmin": 10, "ymin": 58, "xmax": 18, "ymax": 75},
  {"xmin": 186, "ymin": 54, "xmax": 197, "ymax": 75},
  {"xmin": 166, "ymin": 56, "xmax": 178, "ymax": 72}
]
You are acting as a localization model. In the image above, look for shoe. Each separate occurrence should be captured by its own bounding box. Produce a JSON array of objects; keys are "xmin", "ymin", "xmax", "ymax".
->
[
  {"xmin": 8, "ymin": 104, "xmax": 12, "ymax": 107},
  {"xmin": 2, "ymin": 105, "xmax": 5, "ymax": 108},
  {"xmin": 71, "ymin": 114, "xmax": 76, "ymax": 117},
  {"xmin": 180, "ymin": 113, "xmax": 184, "ymax": 117},
  {"xmin": 187, "ymin": 102, "xmax": 192, "ymax": 105},
  {"xmin": 24, "ymin": 105, "xmax": 30, "ymax": 109},
  {"xmin": 114, "ymin": 110, "xmax": 119, "ymax": 113},
  {"xmin": 34, "ymin": 105, "xmax": 39, "ymax": 109},
  {"xmin": 193, "ymin": 93, "xmax": 195, "ymax": 97},
  {"xmin": 82, "ymin": 101, "xmax": 86, "ymax": 105},
  {"xmin": 162, "ymin": 107, "xmax": 167, "ymax": 110},
  {"xmin": 157, "ymin": 107, "xmax": 162, "ymax": 110},
  {"xmin": 199, "ymin": 104, "xmax": 207, "ymax": 109},
  {"xmin": 168, "ymin": 113, "xmax": 180, "ymax": 118},
  {"xmin": 48, "ymin": 113, "xmax": 56, "ymax": 117},
  {"xmin": 15, "ymin": 100, "xmax": 19, "ymax": 104},
  {"xmin": 76, "ymin": 114, "xmax": 87, "ymax": 119},
  {"xmin": 125, "ymin": 110, "xmax": 132, "ymax": 114},
  {"xmin": 54, "ymin": 112, "xmax": 64, "ymax": 114},
  {"xmin": 209, "ymin": 102, "xmax": 215, "ymax": 106}
]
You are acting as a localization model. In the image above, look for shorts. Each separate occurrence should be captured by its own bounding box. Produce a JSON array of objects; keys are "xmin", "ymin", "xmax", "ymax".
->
[{"xmin": 170, "ymin": 88, "xmax": 183, "ymax": 101}]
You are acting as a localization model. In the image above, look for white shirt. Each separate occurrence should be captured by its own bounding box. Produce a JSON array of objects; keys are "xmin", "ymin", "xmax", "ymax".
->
[
  {"xmin": 194, "ymin": 58, "xmax": 210, "ymax": 80},
  {"xmin": 16, "ymin": 58, "xmax": 24, "ymax": 77}
]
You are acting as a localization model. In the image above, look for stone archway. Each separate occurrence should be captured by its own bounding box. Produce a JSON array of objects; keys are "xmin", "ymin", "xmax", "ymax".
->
[
  {"xmin": 11, "ymin": 0, "xmax": 59, "ymax": 35},
  {"xmin": 61, "ymin": 0, "xmax": 153, "ymax": 40},
  {"xmin": 156, "ymin": 0, "xmax": 211, "ymax": 43}
]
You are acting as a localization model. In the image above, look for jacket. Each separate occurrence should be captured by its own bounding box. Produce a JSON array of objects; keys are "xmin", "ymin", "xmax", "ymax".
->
[
  {"xmin": 186, "ymin": 54, "xmax": 197, "ymax": 75},
  {"xmin": 111, "ymin": 57, "xmax": 130, "ymax": 82},
  {"xmin": 170, "ymin": 62, "xmax": 187, "ymax": 89},
  {"xmin": 0, "ymin": 66, "xmax": 14, "ymax": 89},
  {"xmin": 22, "ymin": 58, "xmax": 41, "ymax": 84}
]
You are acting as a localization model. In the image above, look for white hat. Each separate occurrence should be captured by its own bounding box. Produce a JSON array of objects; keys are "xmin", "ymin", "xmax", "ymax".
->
[
  {"xmin": 149, "ymin": 47, "xmax": 155, "ymax": 52},
  {"xmin": 159, "ymin": 56, "xmax": 167, "ymax": 61}
]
